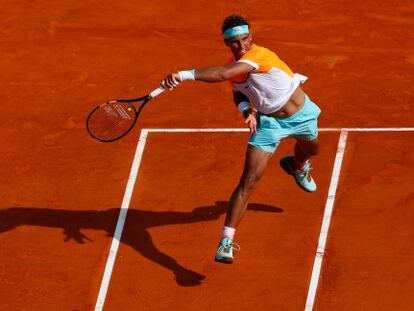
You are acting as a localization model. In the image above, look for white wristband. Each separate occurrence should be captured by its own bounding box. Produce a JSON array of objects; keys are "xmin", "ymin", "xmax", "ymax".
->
[
  {"xmin": 178, "ymin": 69, "xmax": 195, "ymax": 81},
  {"xmin": 237, "ymin": 101, "xmax": 250, "ymax": 113}
]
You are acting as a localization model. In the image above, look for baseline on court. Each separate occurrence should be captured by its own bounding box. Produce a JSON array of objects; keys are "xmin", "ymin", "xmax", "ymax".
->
[{"xmin": 94, "ymin": 127, "xmax": 414, "ymax": 311}]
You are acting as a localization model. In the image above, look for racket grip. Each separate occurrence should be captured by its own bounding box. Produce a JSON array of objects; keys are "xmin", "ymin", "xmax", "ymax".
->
[{"xmin": 149, "ymin": 85, "xmax": 166, "ymax": 99}]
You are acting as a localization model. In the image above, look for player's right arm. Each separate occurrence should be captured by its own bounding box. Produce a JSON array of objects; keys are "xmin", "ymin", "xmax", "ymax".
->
[{"xmin": 233, "ymin": 90, "xmax": 257, "ymax": 133}]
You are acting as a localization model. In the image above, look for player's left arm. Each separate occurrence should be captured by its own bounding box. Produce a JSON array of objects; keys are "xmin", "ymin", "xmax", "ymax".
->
[
  {"xmin": 162, "ymin": 62, "xmax": 254, "ymax": 89},
  {"xmin": 194, "ymin": 62, "xmax": 254, "ymax": 82}
]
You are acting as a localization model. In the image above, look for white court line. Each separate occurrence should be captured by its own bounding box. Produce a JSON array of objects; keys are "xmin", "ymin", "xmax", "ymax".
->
[
  {"xmin": 94, "ymin": 127, "xmax": 413, "ymax": 310},
  {"xmin": 94, "ymin": 130, "xmax": 149, "ymax": 311},
  {"xmin": 319, "ymin": 127, "xmax": 414, "ymax": 132},
  {"xmin": 146, "ymin": 127, "xmax": 414, "ymax": 133},
  {"xmin": 147, "ymin": 128, "xmax": 250, "ymax": 133},
  {"xmin": 304, "ymin": 130, "xmax": 348, "ymax": 311}
]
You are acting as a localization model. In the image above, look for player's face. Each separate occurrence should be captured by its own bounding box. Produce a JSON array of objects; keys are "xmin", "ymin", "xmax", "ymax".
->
[{"xmin": 225, "ymin": 33, "xmax": 252, "ymax": 59}]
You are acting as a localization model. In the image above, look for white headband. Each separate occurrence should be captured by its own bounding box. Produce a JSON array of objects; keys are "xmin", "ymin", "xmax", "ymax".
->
[{"xmin": 223, "ymin": 25, "xmax": 249, "ymax": 39}]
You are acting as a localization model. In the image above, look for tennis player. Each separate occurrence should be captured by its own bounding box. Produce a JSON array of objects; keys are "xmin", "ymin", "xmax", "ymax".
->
[{"xmin": 162, "ymin": 14, "xmax": 321, "ymax": 264}]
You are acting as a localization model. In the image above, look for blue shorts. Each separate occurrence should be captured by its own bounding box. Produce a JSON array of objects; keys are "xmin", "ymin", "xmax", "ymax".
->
[{"xmin": 248, "ymin": 94, "xmax": 321, "ymax": 153}]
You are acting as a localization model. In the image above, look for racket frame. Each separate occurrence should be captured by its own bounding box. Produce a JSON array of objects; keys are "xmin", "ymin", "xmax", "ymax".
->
[
  {"xmin": 86, "ymin": 95, "xmax": 148, "ymax": 143},
  {"xmin": 86, "ymin": 87, "xmax": 163, "ymax": 143}
]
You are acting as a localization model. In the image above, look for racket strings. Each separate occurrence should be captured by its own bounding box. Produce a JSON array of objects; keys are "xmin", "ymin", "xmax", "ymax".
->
[{"xmin": 87, "ymin": 102, "xmax": 137, "ymax": 141}]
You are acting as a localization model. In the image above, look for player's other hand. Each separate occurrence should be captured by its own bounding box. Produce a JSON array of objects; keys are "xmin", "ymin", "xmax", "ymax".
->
[
  {"xmin": 162, "ymin": 72, "xmax": 181, "ymax": 90},
  {"xmin": 245, "ymin": 113, "xmax": 257, "ymax": 133}
]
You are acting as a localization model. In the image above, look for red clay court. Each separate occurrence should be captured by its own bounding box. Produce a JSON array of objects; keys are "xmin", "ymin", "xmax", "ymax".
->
[{"xmin": 1, "ymin": 1, "xmax": 413, "ymax": 310}]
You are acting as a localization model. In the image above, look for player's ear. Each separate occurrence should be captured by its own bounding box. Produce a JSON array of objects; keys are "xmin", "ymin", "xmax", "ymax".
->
[{"xmin": 224, "ymin": 38, "xmax": 230, "ymax": 46}]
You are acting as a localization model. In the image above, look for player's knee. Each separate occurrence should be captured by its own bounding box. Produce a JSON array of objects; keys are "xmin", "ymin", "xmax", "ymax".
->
[{"xmin": 239, "ymin": 173, "xmax": 259, "ymax": 194}]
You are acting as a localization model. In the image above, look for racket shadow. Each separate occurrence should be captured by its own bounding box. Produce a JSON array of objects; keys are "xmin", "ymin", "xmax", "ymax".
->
[{"xmin": 0, "ymin": 202, "xmax": 283, "ymax": 287}]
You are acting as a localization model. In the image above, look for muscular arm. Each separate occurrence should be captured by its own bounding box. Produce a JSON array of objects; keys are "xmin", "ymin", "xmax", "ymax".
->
[
  {"xmin": 162, "ymin": 61, "xmax": 258, "ymax": 133},
  {"xmin": 232, "ymin": 90, "xmax": 257, "ymax": 132},
  {"xmin": 195, "ymin": 62, "xmax": 254, "ymax": 82},
  {"xmin": 163, "ymin": 62, "xmax": 254, "ymax": 88},
  {"xmin": 233, "ymin": 90, "xmax": 253, "ymax": 119},
  {"xmin": 233, "ymin": 90, "xmax": 249, "ymax": 104}
]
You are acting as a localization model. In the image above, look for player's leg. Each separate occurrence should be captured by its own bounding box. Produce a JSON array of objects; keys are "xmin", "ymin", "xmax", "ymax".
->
[
  {"xmin": 293, "ymin": 137, "xmax": 320, "ymax": 167},
  {"xmin": 226, "ymin": 144, "xmax": 273, "ymax": 228},
  {"xmin": 280, "ymin": 137, "xmax": 320, "ymax": 192},
  {"xmin": 280, "ymin": 93, "xmax": 321, "ymax": 192},
  {"xmin": 215, "ymin": 144, "xmax": 273, "ymax": 263}
]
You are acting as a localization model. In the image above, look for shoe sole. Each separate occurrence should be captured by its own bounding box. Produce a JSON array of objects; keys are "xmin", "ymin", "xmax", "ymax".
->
[
  {"xmin": 214, "ymin": 257, "xmax": 234, "ymax": 264},
  {"xmin": 279, "ymin": 156, "xmax": 315, "ymax": 193}
]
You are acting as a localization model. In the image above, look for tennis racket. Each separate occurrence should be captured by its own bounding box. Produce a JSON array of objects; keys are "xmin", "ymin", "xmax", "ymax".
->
[{"xmin": 86, "ymin": 85, "xmax": 165, "ymax": 142}]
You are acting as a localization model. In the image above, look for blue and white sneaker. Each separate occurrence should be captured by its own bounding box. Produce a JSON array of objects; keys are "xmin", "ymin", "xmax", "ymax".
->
[
  {"xmin": 280, "ymin": 156, "xmax": 317, "ymax": 192},
  {"xmin": 214, "ymin": 237, "xmax": 240, "ymax": 264}
]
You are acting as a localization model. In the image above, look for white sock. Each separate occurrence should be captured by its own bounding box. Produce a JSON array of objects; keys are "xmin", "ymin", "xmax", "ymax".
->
[{"xmin": 222, "ymin": 226, "xmax": 236, "ymax": 240}]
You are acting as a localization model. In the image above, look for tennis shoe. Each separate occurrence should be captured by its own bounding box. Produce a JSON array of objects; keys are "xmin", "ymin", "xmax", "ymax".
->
[
  {"xmin": 280, "ymin": 156, "xmax": 317, "ymax": 192},
  {"xmin": 214, "ymin": 237, "xmax": 240, "ymax": 264}
]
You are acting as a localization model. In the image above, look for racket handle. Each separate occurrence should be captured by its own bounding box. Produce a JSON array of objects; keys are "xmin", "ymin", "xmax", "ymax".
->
[{"xmin": 149, "ymin": 85, "xmax": 166, "ymax": 99}]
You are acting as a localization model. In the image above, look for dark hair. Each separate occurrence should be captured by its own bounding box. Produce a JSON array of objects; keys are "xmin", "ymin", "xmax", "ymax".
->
[{"xmin": 222, "ymin": 14, "xmax": 250, "ymax": 34}]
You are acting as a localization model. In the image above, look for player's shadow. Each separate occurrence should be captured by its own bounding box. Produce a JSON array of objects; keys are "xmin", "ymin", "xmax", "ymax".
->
[{"xmin": 0, "ymin": 201, "xmax": 282, "ymax": 287}]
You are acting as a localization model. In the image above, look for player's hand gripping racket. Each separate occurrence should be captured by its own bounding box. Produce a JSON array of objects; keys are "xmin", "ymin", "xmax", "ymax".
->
[{"xmin": 86, "ymin": 85, "xmax": 165, "ymax": 142}]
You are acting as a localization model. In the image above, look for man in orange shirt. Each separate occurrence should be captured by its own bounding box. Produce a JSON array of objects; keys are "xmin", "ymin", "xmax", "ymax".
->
[{"xmin": 162, "ymin": 14, "xmax": 321, "ymax": 264}]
